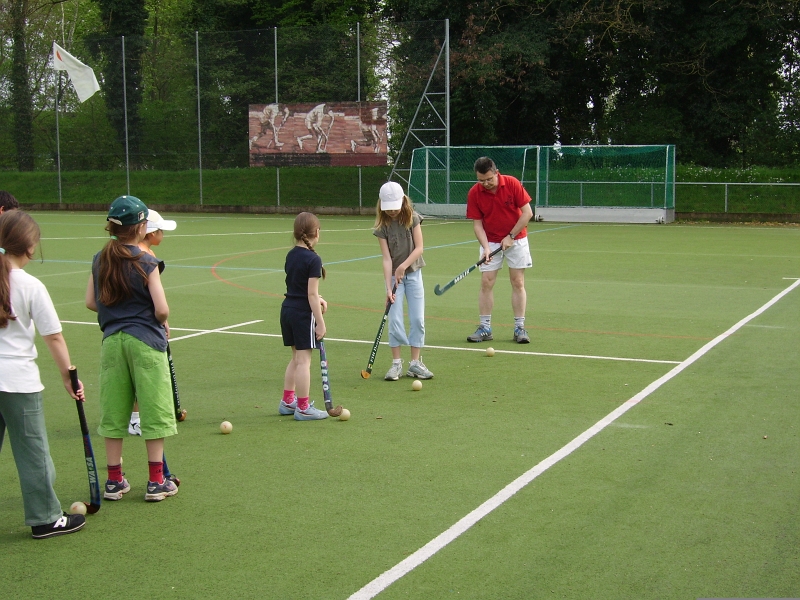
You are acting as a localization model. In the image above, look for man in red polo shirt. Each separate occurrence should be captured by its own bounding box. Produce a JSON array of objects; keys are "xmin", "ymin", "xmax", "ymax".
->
[{"xmin": 465, "ymin": 156, "xmax": 533, "ymax": 344}]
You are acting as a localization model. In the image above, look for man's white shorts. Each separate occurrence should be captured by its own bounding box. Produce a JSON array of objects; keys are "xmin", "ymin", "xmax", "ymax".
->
[{"xmin": 478, "ymin": 237, "xmax": 533, "ymax": 272}]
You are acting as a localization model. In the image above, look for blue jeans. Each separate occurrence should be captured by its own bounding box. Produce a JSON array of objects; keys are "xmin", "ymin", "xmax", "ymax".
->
[{"xmin": 388, "ymin": 269, "xmax": 425, "ymax": 349}]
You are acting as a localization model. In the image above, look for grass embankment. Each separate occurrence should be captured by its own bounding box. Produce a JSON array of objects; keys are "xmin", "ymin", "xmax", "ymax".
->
[
  {"xmin": 0, "ymin": 166, "xmax": 392, "ymax": 208},
  {"xmin": 0, "ymin": 164, "xmax": 798, "ymax": 213}
]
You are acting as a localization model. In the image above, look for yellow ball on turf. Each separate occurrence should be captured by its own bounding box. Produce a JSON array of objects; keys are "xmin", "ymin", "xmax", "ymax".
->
[
  {"xmin": 220, "ymin": 420, "xmax": 233, "ymax": 434},
  {"xmin": 339, "ymin": 408, "xmax": 351, "ymax": 421},
  {"xmin": 412, "ymin": 380, "xmax": 422, "ymax": 391},
  {"xmin": 486, "ymin": 347, "xmax": 495, "ymax": 357},
  {"xmin": 69, "ymin": 501, "xmax": 87, "ymax": 515}
]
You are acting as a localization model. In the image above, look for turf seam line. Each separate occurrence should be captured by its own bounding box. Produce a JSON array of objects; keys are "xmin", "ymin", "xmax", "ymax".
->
[{"xmin": 347, "ymin": 277, "xmax": 800, "ymax": 600}]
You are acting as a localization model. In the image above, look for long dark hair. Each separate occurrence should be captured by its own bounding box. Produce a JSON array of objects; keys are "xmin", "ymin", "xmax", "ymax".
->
[
  {"xmin": 96, "ymin": 221, "xmax": 149, "ymax": 306},
  {"xmin": 0, "ymin": 210, "xmax": 41, "ymax": 328},
  {"xmin": 293, "ymin": 212, "xmax": 326, "ymax": 279}
]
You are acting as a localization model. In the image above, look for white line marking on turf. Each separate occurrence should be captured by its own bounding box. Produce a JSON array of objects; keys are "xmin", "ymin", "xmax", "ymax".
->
[
  {"xmin": 168, "ymin": 321, "xmax": 263, "ymax": 341},
  {"xmin": 347, "ymin": 277, "xmax": 800, "ymax": 600},
  {"xmin": 59, "ymin": 322, "xmax": 679, "ymax": 364}
]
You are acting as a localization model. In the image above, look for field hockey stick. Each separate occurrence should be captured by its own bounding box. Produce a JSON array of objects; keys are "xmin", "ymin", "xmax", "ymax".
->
[
  {"xmin": 433, "ymin": 247, "xmax": 503, "ymax": 296},
  {"xmin": 318, "ymin": 339, "xmax": 343, "ymax": 416},
  {"xmin": 68, "ymin": 366, "xmax": 101, "ymax": 514},
  {"xmin": 167, "ymin": 342, "xmax": 186, "ymax": 421},
  {"xmin": 361, "ymin": 283, "xmax": 397, "ymax": 378},
  {"xmin": 162, "ymin": 453, "xmax": 180, "ymax": 486}
]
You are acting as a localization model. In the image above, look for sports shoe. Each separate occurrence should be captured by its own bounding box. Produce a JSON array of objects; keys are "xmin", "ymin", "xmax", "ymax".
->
[
  {"xmin": 279, "ymin": 396, "xmax": 297, "ymax": 415},
  {"xmin": 294, "ymin": 401, "xmax": 328, "ymax": 421},
  {"xmin": 128, "ymin": 420, "xmax": 141, "ymax": 436},
  {"xmin": 467, "ymin": 326, "xmax": 493, "ymax": 343},
  {"xmin": 384, "ymin": 361, "xmax": 403, "ymax": 381},
  {"xmin": 145, "ymin": 478, "xmax": 179, "ymax": 502},
  {"xmin": 406, "ymin": 360, "xmax": 434, "ymax": 379},
  {"xmin": 513, "ymin": 327, "xmax": 530, "ymax": 344},
  {"xmin": 31, "ymin": 513, "xmax": 85, "ymax": 539},
  {"xmin": 104, "ymin": 477, "xmax": 131, "ymax": 501}
]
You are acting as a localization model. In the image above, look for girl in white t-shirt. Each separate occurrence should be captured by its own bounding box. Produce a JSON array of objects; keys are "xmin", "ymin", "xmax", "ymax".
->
[{"xmin": 0, "ymin": 210, "xmax": 87, "ymax": 539}]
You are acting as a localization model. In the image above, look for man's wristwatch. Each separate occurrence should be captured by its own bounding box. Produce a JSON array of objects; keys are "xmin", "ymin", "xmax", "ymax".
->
[{"xmin": 508, "ymin": 232, "xmax": 515, "ymax": 240}]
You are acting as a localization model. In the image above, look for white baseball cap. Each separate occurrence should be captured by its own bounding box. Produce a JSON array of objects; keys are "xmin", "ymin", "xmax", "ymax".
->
[
  {"xmin": 145, "ymin": 209, "xmax": 177, "ymax": 233},
  {"xmin": 379, "ymin": 181, "xmax": 405, "ymax": 210}
]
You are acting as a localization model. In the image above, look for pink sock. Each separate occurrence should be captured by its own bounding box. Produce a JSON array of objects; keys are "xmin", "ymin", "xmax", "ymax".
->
[
  {"xmin": 283, "ymin": 390, "xmax": 295, "ymax": 403},
  {"xmin": 297, "ymin": 396, "xmax": 310, "ymax": 411}
]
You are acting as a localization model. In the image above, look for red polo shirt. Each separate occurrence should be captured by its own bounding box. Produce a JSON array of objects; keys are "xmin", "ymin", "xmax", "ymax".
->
[{"xmin": 466, "ymin": 173, "xmax": 531, "ymax": 243}]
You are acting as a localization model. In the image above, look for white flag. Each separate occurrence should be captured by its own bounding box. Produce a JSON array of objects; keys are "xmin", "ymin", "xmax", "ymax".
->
[{"xmin": 52, "ymin": 42, "xmax": 100, "ymax": 103}]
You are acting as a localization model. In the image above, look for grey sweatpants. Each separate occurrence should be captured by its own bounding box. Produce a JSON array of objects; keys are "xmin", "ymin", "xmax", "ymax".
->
[{"xmin": 0, "ymin": 391, "xmax": 63, "ymax": 527}]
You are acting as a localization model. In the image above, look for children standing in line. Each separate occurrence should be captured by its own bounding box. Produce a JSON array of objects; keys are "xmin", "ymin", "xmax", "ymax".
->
[
  {"xmin": 0, "ymin": 210, "xmax": 87, "ymax": 538},
  {"xmin": 128, "ymin": 209, "xmax": 177, "ymax": 436},
  {"xmin": 279, "ymin": 212, "xmax": 329, "ymax": 421},
  {"xmin": 373, "ymin": 182, "xmax": 433, "ymax": 381},
  {"xmin": 85, "ymin": 196, "xmax": 179, "ymax": 502}
]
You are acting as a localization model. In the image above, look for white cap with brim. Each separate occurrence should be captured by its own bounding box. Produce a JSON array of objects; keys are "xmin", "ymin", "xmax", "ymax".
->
[
  {"xmin": 145, "ymin": 209, "xmax": 177, "ymax": 233},
  {"xmin": 379, "ymin": 181, "xmax": 405, "ymax": 211}
]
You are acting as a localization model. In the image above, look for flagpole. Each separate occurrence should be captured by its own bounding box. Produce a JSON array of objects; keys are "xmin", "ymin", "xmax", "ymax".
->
[{"xmin": 56, "ymin": 75, "xmax": 63, "ymax": 205}]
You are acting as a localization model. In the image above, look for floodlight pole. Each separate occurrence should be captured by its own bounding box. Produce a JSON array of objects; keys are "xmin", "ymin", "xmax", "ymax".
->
[
  {"xmin": 122, "ymin": 36, "xmax": 130, "ymax": 195},
  {"xmin": 195, "ymin": 31, "xmax": 203, "ymax": 205},
  {"xmin": 357, "ymin": 22, "xmax": 362, "ymax": 208},
  {"xmin": 445, "ymin": 19, "xmax": 450, "ymax": 205},
  {"xmin": 275, "ymin": 26, "xmax": 280, "ymax": 207}
]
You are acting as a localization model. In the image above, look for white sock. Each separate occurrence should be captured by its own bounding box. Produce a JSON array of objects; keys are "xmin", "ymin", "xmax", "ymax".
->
[
  {"xmin": 130, "ymin": 411, "xmax": 140, "ymax": 423},
  {"xmin": 480, "ymin": 315, "xmax": 491, "ymax": 329}
]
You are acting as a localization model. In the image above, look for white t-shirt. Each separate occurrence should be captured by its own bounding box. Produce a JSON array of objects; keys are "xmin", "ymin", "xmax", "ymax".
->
[{"xmin": 0, "ymin": 269, "xmax": 62, "ymax": 393}]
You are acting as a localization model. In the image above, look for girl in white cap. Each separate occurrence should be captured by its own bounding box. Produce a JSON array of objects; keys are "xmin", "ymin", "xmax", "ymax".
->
[
  {"xmin": 128, "ymin": 210, "xmax": 177, "ymax": 435},
  {"xmin": 373, "ymin": 182, "xmax": 433, "ymax": 381}
]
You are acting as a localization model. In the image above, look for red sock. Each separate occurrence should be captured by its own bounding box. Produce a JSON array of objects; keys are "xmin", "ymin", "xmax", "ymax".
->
[
  {"xmin": 283, "ymin": 390, "xmax": 295, "ymax": 403},
  {"xmin": 108, "ymin": 464, "xmax": 123, "ymax": 483},
  {"xmin": 297, "ymin": 396, "xmax": 310, "ymax": 411},
  {"xmin": 148, "ymin": 461, "xmax": 164, "ymax": 484}
]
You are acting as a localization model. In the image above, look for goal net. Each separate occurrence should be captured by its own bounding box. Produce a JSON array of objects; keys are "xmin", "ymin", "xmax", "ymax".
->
[{"xmin": 408, "ymin": 145, "xmax": 675, "ymax": 223}]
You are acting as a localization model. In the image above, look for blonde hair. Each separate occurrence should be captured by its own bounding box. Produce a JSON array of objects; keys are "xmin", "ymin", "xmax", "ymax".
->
[
  {"xmin": 0, "ymin": 210, "xmax": 40, "ymax": 328},
  {"xmin": 373, "ymin": 194, "xmax": 413, "ymax": 230},
  {"xmin": 293, "ymin": 212, "xmax": 326, "ymax": 279}
]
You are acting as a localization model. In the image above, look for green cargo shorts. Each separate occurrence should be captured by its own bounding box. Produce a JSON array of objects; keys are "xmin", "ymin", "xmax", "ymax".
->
[{"xmin": 98, "ymin": 331, "xmax": 177, "ymax": 440}]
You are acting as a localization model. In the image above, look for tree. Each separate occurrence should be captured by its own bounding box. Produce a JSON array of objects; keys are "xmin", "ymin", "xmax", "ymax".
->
[
  {"xmin": 9, "ymin": 0, "xmax": 35, "ymax": 170},
  {"xmin": 87, "ymin": 0, "xmax": 148, "ymax": 165}
]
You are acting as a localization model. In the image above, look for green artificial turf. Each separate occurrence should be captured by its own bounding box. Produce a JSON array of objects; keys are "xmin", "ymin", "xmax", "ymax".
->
[{"xmin": 0, "ymin": 214, "xmax": 797, "ymax": 599}]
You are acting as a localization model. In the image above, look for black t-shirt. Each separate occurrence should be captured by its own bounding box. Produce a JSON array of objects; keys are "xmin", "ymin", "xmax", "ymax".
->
[
  {"xmin": 282, "ymin": 245, "xmax": 323, "ymax": 311},
  {"xmin": 92, "ymin": 246, "xmax": 167, "ymax": 351}
]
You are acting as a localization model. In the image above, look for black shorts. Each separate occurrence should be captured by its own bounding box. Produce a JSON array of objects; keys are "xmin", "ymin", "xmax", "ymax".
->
[{"xmin": 280, "ymin": 305, "xmax": 317, "ymax": 350}]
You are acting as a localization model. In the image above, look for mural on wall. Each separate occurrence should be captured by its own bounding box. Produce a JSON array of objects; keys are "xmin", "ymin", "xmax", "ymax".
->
[{"xmin": 248, "ymin": 101, "xmax": 388, "ymax": 167}]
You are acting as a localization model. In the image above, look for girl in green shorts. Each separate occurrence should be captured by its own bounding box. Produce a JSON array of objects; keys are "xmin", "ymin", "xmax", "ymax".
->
[{"xmin": 85, "ymin": 196, "xmax": 178, "ymax": 502}]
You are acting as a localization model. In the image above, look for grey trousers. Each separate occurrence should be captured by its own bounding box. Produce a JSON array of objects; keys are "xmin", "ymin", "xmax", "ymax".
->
[{"xmin": 0, "ymin": 391, "xmax": 63, "ymax": 526}]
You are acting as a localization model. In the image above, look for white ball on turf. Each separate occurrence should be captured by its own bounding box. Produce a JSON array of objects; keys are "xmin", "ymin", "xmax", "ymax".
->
[
  {"xmin": 69, "ymin": 501, "xmax": 87, "ymax": 515},
  {"xmin": 220, "ymin": 420, "xmax": 233, "ymax": 434},
  {"xmin": 412, "ymin": 380, "xmax": 422, "ymax": 391}
]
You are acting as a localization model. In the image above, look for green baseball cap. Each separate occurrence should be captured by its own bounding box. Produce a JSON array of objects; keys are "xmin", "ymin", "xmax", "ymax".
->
[{"xmin": 107, "ymin": 195, "xmax": 148, "ymax": 226}]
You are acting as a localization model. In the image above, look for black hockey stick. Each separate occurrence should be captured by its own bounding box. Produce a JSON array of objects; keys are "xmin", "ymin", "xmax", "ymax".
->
[
  {"xmin": 361, "ymin": 283, "xmax": 397, "ymax": 378},
  {"xmin": 433, "ymin": 247, "xmax": 502, "ymax": 296},
  {"xmin": 167, "ymin": 342, "xmax": 186, "ymax": 421},
  {"xmin": 69, "ymin": 366, "xmax": 101, "ymax": 514},
  {"xmin": 318, "ymin": 339, "xmax": 342, "ymax": 416}
]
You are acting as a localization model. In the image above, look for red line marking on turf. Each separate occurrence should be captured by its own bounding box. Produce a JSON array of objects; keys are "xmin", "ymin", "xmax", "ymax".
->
[{"xmin": 210, "ymin": 251, "xmax": 712, "ymax": 340}]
